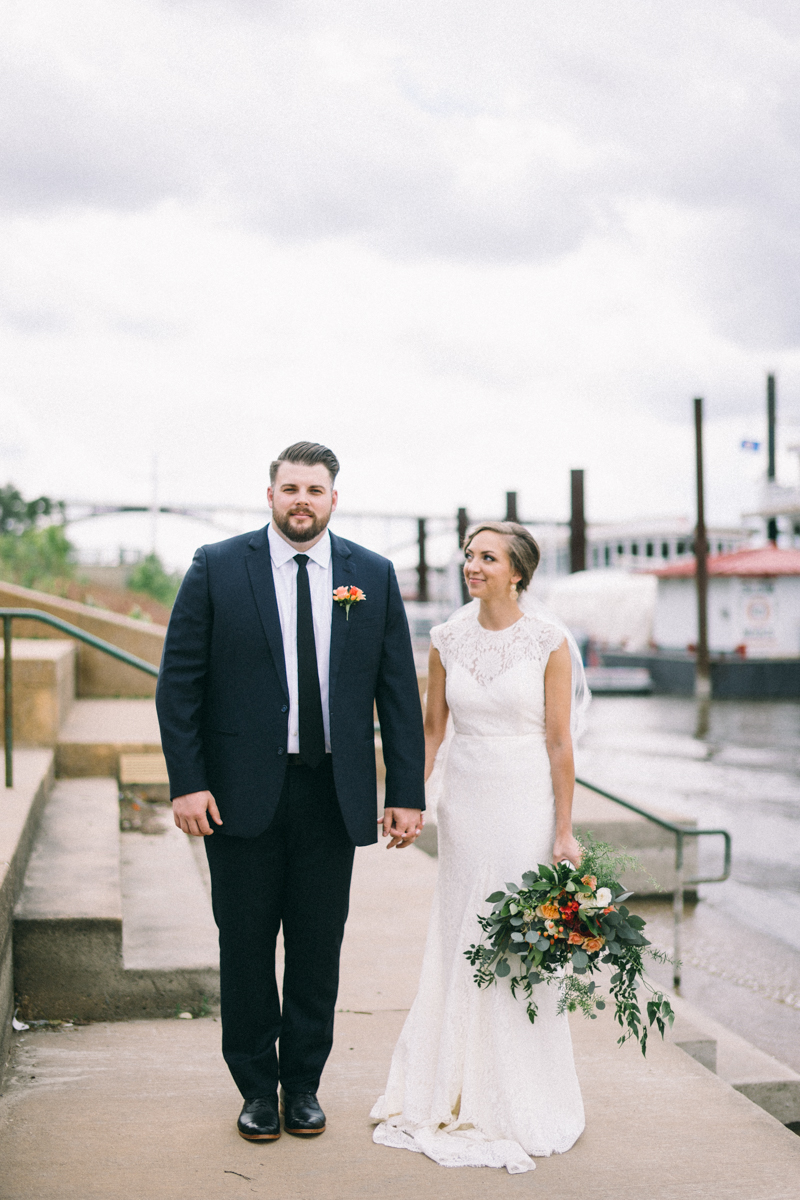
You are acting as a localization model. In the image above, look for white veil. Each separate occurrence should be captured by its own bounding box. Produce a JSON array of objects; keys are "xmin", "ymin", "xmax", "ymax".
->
[{"xmin": 424, "ymin": 591, "xmax": 591, "ymax": 820}]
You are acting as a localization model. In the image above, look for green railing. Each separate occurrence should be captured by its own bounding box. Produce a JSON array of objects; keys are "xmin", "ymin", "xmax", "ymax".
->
[
  {"xmin": 576, "ymin": 776, "xmax": 731, "ymax": 991},
  {"xmin": 2, "ymin": 608, "xmax": 159, "ymax": 790},
  {"xmin": 5, "ymin": 610, "xmax": 730, "ymax": 994}
]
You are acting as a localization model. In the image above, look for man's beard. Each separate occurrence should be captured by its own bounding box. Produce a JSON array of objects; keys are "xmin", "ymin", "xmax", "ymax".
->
[{"xmin": 272, "ymin": 507, "xmax": 332, "ymax": 544}]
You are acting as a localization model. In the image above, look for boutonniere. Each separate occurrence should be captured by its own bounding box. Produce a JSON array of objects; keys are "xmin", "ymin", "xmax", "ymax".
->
[{"xmin": 333, "ymin": 585, "xmax": 366, "ymax": 620}]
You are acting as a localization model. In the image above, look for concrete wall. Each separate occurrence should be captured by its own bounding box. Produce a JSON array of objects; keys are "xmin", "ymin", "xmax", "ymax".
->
[
  {"xmin": 0, "ymin": 752, "xmax": 55, "ymax": 1082},
  {"xmin": 0, "ymin": 641, "xmax": 75, "ymax": 746},
  {"xmin": 0, "ymin": 581, "xmax": 166, "ymax": 697},
  {"xmin": 654, "ymin": 575, "xmax": 800, "ymax": 658}
]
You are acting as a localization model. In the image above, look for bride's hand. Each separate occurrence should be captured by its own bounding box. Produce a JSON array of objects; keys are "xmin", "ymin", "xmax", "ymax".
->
[{"xmin": 552, "ymin": 832, "xmax": 582, "ymax": 868}]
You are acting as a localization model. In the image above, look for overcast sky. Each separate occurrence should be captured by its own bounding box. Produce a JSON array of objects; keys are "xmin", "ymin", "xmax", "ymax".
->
[{"xmin": 2, "ymin": 0, "xmax": 800, "ymax": 567}]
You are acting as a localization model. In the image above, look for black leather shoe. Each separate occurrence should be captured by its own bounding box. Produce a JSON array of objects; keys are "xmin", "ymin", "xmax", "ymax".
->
[
  {"xmin": 281, "ymin": 1090, "xmax": 326, "ymax": 1136},
  {"xmin": 237, "ymin": 1096, "xmax": 281, "ymax": 1141}
]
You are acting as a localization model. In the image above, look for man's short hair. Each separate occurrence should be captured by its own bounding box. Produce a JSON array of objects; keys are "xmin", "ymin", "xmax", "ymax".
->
[{"xmin": 269, "ymin": 442, "xmax": 340, "ymax": 485}]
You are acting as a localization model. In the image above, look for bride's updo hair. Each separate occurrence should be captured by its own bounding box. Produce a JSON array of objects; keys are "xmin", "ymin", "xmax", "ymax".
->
[{"xmin": 463, "ymin": 522, "xmax": 541, "ymax": 595}]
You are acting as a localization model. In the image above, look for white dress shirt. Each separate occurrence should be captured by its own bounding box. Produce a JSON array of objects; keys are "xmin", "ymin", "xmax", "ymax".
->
[{"xmin": 268, "ymin": 522, "xmax": 333, "ymax": 754}]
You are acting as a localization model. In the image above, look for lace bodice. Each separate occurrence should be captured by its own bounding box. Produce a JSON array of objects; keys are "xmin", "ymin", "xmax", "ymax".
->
[{"xmin": 430, "ymin": 612, "xmax": 565, "ymax": 739}]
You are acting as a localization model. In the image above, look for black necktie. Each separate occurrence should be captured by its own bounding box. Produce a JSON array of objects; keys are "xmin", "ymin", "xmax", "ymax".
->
[{"xmin": 294, "ymin": 554, "xmax": 325, "ymax": 769}]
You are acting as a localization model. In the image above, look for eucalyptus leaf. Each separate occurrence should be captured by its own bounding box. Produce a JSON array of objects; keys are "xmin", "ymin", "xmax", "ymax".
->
[
  {"xmin": 486, "ymin": 891, "xmax": 506, "ymax": 903},
  {"xmin": 495, "ymin": 958, "xmax": 511, "ymax": 978}
]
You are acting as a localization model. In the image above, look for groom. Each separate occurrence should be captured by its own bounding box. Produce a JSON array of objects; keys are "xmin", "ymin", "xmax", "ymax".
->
[{"xmin": 156, "ymin": 442, "xmax": 425, "ymax": 1142}]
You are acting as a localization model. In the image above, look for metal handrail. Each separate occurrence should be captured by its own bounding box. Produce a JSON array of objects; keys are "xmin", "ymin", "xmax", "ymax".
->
[
  {"xmin": 575, "ymin": 776, "xmax": 731, "ymax": 992},
  {"xmin": 2, "ymin": 608, "xmax": 159, "ymax": 789}
]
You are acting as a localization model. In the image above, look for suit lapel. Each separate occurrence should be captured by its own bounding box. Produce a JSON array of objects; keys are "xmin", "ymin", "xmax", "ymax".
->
[
  {"xmin": 329, "ymin": 532, "xmax": 354, "ymax": 703},
  {"xmin": 245, "ymin": 526, "xmax": 289, "ymax": 700}
]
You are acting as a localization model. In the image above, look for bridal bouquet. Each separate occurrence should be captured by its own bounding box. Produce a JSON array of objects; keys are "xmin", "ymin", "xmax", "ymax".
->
[{"xmin": 465, "ymin": 842, "xmax": 674, "ymax": 1054}]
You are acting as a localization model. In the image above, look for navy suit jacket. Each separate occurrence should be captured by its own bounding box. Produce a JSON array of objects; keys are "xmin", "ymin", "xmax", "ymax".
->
[{"xmin": 155, "ymin": 525, "xmax": 426, "ymax": 844}]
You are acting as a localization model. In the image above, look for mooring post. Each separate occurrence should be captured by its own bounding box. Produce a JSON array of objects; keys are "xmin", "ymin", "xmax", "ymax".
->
[
  {"xmin": 569, "ymin": 470, "xmax": 586, "ymax": 573},
  {"xmin": 694, "ymin": 398, "xmax": 710, "ymax": 699},
  {"xmin": 767, "ymin": 373, "xmax": 778, "ymax": 544},
  {"xmin": 4, "ymin": 615, "xmax": 12, "ymax": 788},
  {"xmin": 417, "ymin": 517, "xmax": 429, "ymax": 603},
  {"xmin": 457, "ymin": 508, "xmax": 469, "ymax": 604}
]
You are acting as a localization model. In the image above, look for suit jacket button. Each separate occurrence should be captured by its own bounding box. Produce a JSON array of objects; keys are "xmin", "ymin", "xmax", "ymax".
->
[
  {"xmin": 281, "ymin": 704, "xmax": 288, "ymax": 713},
  {"xmin": 277, "ymin": 747, "xmax": 285, "ymax": 756}
]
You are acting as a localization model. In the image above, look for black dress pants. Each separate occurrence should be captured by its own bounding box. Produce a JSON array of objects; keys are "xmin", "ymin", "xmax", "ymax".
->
[{"xmin": 205, "ymin": 757, "xmax": 355, "ymax": 1099}]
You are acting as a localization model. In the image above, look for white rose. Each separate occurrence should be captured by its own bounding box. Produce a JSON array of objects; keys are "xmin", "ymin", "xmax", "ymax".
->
[
  {"xmin": 595, "ymin": 888, "xmax": 612, "ymax": 907},
  {"xmin": 576, "ymin": 893, "xmax": 594, "ymax": 909}
]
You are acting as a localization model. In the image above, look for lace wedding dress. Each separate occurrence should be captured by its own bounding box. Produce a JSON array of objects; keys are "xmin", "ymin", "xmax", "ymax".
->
[{"xmin": 371, "ymin": 610, "xmax": 585, "ymax": 1174}]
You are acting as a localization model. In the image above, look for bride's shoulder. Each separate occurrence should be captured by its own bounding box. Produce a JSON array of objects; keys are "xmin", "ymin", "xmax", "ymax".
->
[
  {"xmin": 522, "ymin": 613, "xmax": 567, "ymax": 655},
  {"xmin": 429, "ymin": 612, "xmax": 476, "ymax": 659}
]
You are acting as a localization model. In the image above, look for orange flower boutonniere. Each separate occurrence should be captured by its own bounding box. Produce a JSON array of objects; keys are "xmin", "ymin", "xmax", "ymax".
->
[{"xmin": 333, "ymin": 585, "xmax": 366, "ymax": 620}]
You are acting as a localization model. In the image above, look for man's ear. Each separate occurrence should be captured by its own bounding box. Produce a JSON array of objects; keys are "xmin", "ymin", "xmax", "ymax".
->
[
  {"xmin": 267, "ymin": 486, "xmax": 274, "ymax": 508},
  {"xmin": 331, "ymin": 489, "xmax": 338, "ymax": 512}
]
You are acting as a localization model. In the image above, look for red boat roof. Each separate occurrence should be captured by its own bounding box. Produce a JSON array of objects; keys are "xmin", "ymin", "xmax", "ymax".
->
[{"xmin": 651, "ymin": 547, "xmax": 800, "ymax": 578}]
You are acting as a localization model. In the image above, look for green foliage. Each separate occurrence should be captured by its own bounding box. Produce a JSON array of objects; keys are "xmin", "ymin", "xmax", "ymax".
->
[
  {"xmin": 465, "ymin": 854, "xmax": 674, "ymax": 1055},
  {"xmin": 0, "ymin": 484, "xmax": 73, "ymax": 592},
  {"xmin": 578, "ymin": 835, "xmax": 651, "ymax": 891},
  {"xmin": 0, "ymin": 484, "xmax": 64, "ymax": 535},
  {"xmin": 127, "ymin": 553, "xmax": 182, "ymax": 607},
  {"xmin": 0, "ymin": 524, "xmax": 75, "ymax": 590}
]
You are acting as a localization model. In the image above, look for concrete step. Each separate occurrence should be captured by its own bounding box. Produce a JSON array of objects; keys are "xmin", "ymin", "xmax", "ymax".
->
[
  {"xmin": 13, "ymin": 778, "xmax": 218, "ymax": 1021},
  {"xmin": 0, "ymin": 640, "xmax": 75, "ymax": 747},
  {"xmin": 667, "ymin": 993, "xmax": 800, "ymax": 1126},
  {"xmin": 56, "ymin": 699, "xmax": 162, "ymax": 778},
  {"xmin": 121, "ymin": 823, "xmax": 217, "ymax": 972}
]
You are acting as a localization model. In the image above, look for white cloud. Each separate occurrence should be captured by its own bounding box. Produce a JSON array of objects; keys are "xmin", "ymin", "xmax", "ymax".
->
[{"xmin": 2, "ymin": 0, "xmax": 800, "ymax": 564}]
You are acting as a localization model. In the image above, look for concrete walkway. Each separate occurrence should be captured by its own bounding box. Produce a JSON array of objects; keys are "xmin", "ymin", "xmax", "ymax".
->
[{"xmin": 2, "ymin": 840, "xmax": 800, "ymax": 1200}]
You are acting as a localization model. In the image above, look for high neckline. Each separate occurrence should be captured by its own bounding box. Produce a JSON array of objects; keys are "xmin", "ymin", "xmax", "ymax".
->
[{"xmin": 474, "ymin": 611, "xmax": 528, "ymax": 635}]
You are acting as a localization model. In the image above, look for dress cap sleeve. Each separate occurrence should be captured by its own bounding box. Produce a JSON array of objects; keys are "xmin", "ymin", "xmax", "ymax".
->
[
  {"xmin": 541, "ymin": 622, "xmax": 567, "ymax": 658},
  {"xmin": 429, "ymin": 622, "xmax": 450, "ymax": 668}
]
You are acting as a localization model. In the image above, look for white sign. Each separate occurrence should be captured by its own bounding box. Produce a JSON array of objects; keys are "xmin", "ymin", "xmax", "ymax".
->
[{"xmin": 739, "ymin": 580, "xmax": 777, "ymax": 657}]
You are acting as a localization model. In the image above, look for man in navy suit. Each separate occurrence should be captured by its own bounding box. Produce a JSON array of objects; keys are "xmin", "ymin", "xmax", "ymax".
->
[{"xmin": 156, "ymin": 442, "xmax": 425, "ymax": 1142}]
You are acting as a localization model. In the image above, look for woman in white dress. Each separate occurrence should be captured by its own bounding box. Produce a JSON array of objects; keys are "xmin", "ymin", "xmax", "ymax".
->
[{"xmin": 371, "ymin": 522, "xmax": 588, "ymax": 1174}]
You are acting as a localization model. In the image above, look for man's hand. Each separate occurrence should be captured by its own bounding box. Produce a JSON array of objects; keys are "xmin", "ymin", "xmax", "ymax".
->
[
  {"xmin": 380, "ymin": 807, "xmax": 423, "ymax": 849},
  {"xmin": 173, "ymin": 790, "xmax": 222, "ymax": 837}
]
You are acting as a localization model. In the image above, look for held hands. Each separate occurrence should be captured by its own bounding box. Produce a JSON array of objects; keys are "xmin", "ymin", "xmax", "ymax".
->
[
  {"xmin": 552, "ymin": 831, "xmax": 583, "ymax": 868},
  {"xmin": 173, "ymin": 790, "xmax": 222, "ymax": 837},
  {"xmin": 380, "ymin": 807, "xmax": 423, "ymax": 849}
]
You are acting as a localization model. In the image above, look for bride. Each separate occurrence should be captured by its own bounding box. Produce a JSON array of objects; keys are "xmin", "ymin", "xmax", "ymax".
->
[{"xmin": 371, "ymin": 521, "xmax": 588, "ymax": 1174}]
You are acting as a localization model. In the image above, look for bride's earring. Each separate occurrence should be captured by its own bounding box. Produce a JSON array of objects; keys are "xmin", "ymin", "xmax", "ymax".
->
[{"xmin": 510, "ymin": 582, "xmax": 517, "ymax": 599}]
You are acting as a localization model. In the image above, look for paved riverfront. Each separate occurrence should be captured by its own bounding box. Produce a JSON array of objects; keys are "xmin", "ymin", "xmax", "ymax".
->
[
  {"xmin": 577, "ymin": 695, "xmax": 800, "ymax": 1072},
  {"xmin": 2, "ymin": 835, "xmax": 800, "ymax": 1199}
]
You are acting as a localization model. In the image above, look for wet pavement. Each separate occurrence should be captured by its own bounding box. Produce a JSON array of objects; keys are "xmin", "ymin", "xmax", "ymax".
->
[{"xmin": 577, "ymin": 696, "xmax": 800, "ymax": 1072}]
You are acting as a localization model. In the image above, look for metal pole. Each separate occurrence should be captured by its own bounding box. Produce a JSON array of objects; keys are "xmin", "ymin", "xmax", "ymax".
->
[
  {"xmin": 673, "ymin": 831, "xmax": 684, "ymax": 992},
  {"xmin": 694, "ymin": 398, "xmax": 710, "ymax": 697},
  {"xmin": 416, "ymin": 517, "xmax": 429, "ymax": 603},
  {"xmin": 569, "ymin": 470, "xmax": 586, "ymax": 573},
  {"xmin": 4, "ymin": 615, "xmax": 12, "ymax": 788},
  {"xmin": 457, "ymin": 508, "xmax": 470, "ymax": 604},
  {"xmin": 505, "ymin": 492, "xmax": 518, "ymax": 522},
  {"xmin": 767, "ymin": 374, "xmax": 778, "ymax": 543}
]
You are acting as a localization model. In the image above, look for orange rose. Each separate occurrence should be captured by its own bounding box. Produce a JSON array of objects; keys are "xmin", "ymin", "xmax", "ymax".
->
[
  {"xmin": 333, "ymin": 585, "xmax": 366, "ymax": 620},
  {"xmin": 536, "ymin": 903, "xmax": 560, "ymax": 921},
  {"xmin": 568, "ymin": 931, "xmax": 585, "ymax": 945},
  {"xmin": 583, "ymin": 936, "xmax": 605, "ymax": 953},
  {"xmin": 581, "ymin": 875, "xmax": 597, "ymax": 891}
]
